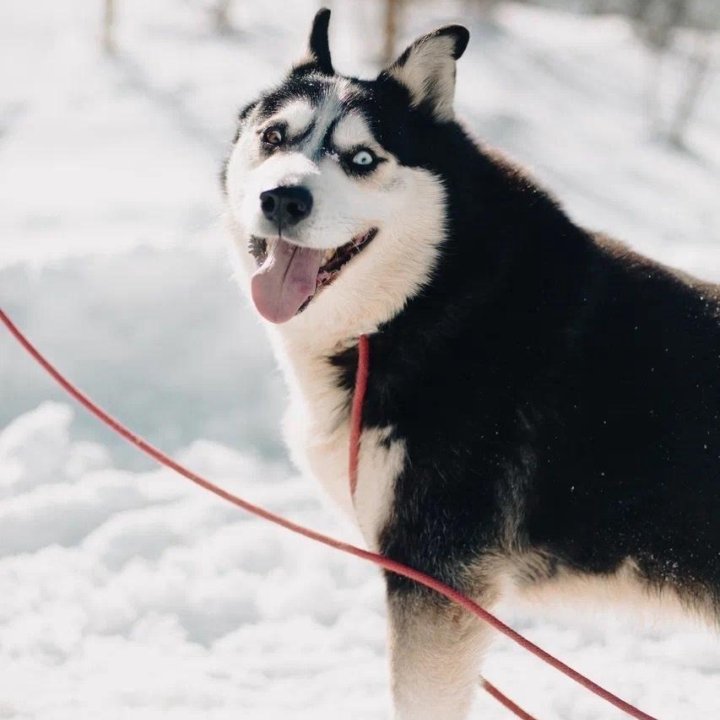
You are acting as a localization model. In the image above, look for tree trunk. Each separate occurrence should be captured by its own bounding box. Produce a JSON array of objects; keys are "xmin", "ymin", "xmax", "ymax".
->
[
  {"xmin": 215, "ymin": 0, "xmax": 234, "ymax": 34},
  {"xmin": 463, "ymin": 0, "xmax": 501, "ymax": 19},
  {"xmin": 383, "ymin": 0, "xmax": 402, "ymax": 66},
  {"xmin": 102, "ymin": 0, "xmax": 115, "ymax": 54}
]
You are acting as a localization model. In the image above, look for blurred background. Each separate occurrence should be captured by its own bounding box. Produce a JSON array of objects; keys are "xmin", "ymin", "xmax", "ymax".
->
[
  {"xmin": 1, "ymin": 2, "xmax": 719, "ymax": 718},
  {"xmin": 2, "ymin": 0, "xmax": 719, "ymax": 464}
]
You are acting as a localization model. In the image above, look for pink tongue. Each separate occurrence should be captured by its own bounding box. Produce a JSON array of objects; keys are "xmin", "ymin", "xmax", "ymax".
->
[{"xmin": 251, "ymin": 239, "xmax": 325, "ymax": 324}]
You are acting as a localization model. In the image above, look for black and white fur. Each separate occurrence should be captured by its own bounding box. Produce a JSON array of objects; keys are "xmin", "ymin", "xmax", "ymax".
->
[{"xmin": 223, "ymin": 10, "xmax": 720, "ymax": 718}]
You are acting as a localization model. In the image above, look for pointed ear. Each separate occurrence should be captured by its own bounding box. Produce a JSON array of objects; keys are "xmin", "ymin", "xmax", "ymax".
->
[
  {"xmin": 382, "ymin": 25, "xmax": 469, "ymax": 121},
  {"xmin": 293, "ymin": 8, "xmax": 334, "ymax": 75}
]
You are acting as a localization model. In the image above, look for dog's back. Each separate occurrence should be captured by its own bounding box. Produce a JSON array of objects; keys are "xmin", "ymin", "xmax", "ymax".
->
[{"xmin": 525, "ymin": 234, "xmax": 720, "ymax": 602}]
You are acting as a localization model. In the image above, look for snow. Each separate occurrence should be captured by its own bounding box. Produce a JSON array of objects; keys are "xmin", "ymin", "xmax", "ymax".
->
[{"xmin": 1, "ymin": 1, "xmax": 719, "ymax": 718}]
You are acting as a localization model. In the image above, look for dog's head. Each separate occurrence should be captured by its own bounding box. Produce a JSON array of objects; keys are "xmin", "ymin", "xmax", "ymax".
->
[{"xmin": 224, "ymin": 9, "xmax": 469, "ymax": 336}]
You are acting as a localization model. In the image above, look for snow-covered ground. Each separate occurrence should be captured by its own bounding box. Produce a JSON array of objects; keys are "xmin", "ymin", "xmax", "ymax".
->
[{"xmin": 1, "ymin": 1, "xmax": 719, "ymax": 718}]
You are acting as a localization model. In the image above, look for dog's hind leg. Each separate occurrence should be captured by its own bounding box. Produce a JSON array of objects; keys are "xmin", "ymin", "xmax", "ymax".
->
[{"xmin": 387, "ymin": 588, "xmax": 492, "ymax": 720}]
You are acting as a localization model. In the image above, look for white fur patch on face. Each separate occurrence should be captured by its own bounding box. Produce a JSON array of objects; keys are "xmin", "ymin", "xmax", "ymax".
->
[
  {"xmin": 303, "ymin": 83, "xmax": 346, "ymax": 157},
  {"xmin": 233, "ymin": 149, "xmax": 321, "ymax": 239},
  {"xmin": 267, "ymin": 98, "xmax": 315, "ymax": 139},
  {"xmin": 331, "ymin": 112, "xmax": 377, "ymax": 154}
]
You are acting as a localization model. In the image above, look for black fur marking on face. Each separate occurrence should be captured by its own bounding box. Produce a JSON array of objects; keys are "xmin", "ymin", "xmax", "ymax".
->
[
  {"xmin": 256, "ymin": 76, "xmax": 333, "ymax": 122},
  {"xmin": 248, "ymin": 236, "xmax": 267, "ymax": 266}
]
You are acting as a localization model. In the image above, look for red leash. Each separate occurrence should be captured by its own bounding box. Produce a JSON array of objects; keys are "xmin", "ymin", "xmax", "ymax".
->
[
  {"xmin": 1, "ymin": 307, "xmax": 659, "ymax": 720},
  {"xmin": 481, "ymin": 678, "xmax": 540, "ymax": 720},
  {"xmin": 348, "ymin": 333, "xmax": 369, "ymax": 497}
]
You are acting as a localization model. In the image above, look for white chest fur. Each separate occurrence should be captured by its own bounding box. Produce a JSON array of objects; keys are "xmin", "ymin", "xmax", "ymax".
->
[{"xmin": 278, "ymin": 339, "xmax": 405, "ymax": 549}]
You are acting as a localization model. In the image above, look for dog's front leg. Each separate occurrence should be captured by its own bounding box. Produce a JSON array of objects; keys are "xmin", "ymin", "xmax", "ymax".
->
[{"xmin": 387, "ymin": 587, "xmax": 491, "ymax": 720}]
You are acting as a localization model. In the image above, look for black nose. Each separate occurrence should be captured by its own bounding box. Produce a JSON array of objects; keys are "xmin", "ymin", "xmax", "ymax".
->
[{"xmin": 259, "ymin": 186, "xmax": 313, "ymax": 228}]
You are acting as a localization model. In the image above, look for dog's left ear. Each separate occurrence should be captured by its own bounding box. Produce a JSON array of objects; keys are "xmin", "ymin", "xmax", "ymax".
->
[
  {"xmin": 381, "ymin": 25, "xmax": 469, "ymax": 121},
  {"xmin": 294, "ymin": 8, "xmax": 334, "ymax": 75}
]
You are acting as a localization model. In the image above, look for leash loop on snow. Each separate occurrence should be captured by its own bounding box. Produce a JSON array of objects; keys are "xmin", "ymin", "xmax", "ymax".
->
[{"xmin": 0, "ymin": 307, "xmax": 659, "ymax": 720}]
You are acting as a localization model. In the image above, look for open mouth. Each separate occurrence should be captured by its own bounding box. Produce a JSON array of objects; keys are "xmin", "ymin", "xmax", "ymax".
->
[
  {"xmin": 315, "ymin": 228, "xmax": 378, "ymax": 293},
  {"xmin": 248, "ymin": 228, "xmax": 377, "ymax": 324}
]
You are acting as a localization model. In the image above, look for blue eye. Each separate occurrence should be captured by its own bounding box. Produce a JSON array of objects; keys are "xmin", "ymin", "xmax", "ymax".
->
[{"xmin": 352, "ymin": 150, "xmax": 375, "ymax": 166}]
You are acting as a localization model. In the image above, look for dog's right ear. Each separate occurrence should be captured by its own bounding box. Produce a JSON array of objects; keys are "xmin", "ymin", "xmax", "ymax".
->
[
  {"xmin": 380, "ymin": 25, "xmax": 469, "ymax": 122},
  {"xmin": 293, "ymin": 8, "xmax": 334, "ymax": 76}
]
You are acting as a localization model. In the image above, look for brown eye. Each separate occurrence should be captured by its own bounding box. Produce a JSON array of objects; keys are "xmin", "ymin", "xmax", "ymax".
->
[{"xmin": 262, "ymin": 127, "xmax": 284, "ymax": 147}]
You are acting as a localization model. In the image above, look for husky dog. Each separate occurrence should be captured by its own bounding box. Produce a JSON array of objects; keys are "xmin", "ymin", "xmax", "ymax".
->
[{"xmin": 223, "ymin": 9, "xmax": 720, "ymax": 718}]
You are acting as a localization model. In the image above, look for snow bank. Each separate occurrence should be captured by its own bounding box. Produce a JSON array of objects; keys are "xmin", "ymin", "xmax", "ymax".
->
[
  {"xmin": 0, "ymin": 249, "xmax": 286, "ymax": 466},
  {"xmin": 1, "ymin": 402, "xmax": 719, "ymax": 719},
  {"xmin": 0, "ymin": 403, "xmax": 389, "ymax": 720}
]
